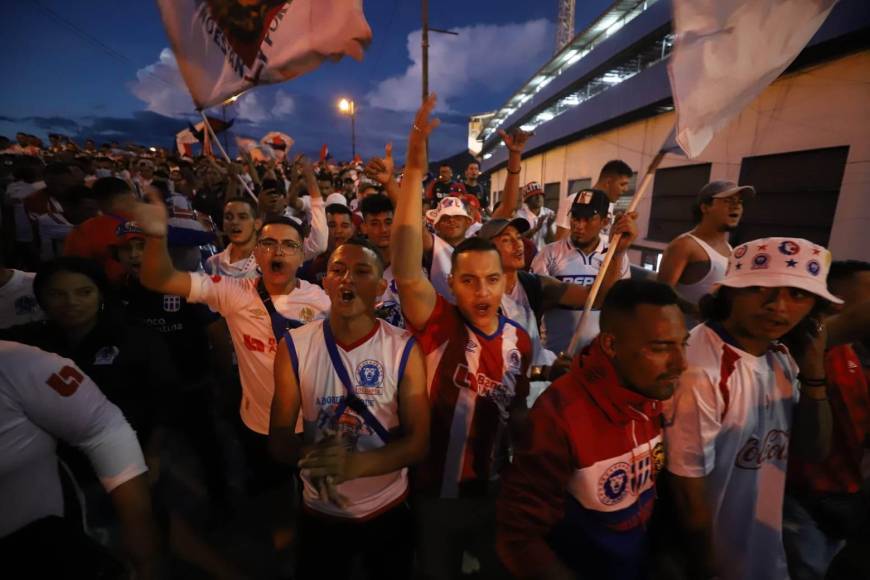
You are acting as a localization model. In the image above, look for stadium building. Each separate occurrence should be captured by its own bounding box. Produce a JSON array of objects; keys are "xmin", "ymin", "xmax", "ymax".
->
[{"xmin": 477, "ymin": 0, "xmax": 870, "ymax": 268}]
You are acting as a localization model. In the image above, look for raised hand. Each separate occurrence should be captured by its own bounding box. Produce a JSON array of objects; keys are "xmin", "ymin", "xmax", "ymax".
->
[
  {"xmin": 498, "ymin": 128, "xmax": 533, "ymax": 154},
  {"xmin": 406, "ymin": 94, "xmax": 441, "ymax": 172},
  {"xmin": 126, "ymin": 184, "xmax": 169, "ymax": 237},
  {"xmin": 364, "ymin": 143, "xmax": 395, "ymax": 185}
]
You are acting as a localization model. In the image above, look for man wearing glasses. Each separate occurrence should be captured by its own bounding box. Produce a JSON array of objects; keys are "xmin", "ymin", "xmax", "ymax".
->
[
  {"xmin": 131, "ymin": 189, "xmax": 329, "ymax": 485},
  {"xmin": 657, "ymin": 180, "xmax": 756, "ymax": 321}
]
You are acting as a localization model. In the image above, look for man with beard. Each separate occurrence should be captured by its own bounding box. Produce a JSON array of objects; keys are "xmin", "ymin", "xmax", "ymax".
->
[
  {"xmin": 497, "ymin": 279, "xmax": 688, "ymax": 579},
  {"xmin": 665, "ymin": 237, "xmax": 835, "ymax": 580},
  {"xmin": 132, "ymin": 188, "xmax": 329, "ymax": 486},
  {"xmin": 658, "ymin": 180, "xmax": 756, "ymax": 317},
  {"xmin": 393, "ymin": 94, "xmax": 532, "ymax": 580},
  {"xmin": 269, "ymin": 239, "xmax": 429, "ymax": 579},
  {"xmin": 206, "ymin": 197, "xmax": 262, "ymax": 279},
  {"xmin": 531, "ymin": 188, "xmax": 631, "ymax": 355}
]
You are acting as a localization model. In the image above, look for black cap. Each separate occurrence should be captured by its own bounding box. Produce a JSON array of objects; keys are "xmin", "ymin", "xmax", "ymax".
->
[
  {"xmin": 570, "ymin": 188, "xmax": 609, "ymax": 219},
  {"xmin": 477, "ymin": 217, "xmax": 531, "ymax": 240}
]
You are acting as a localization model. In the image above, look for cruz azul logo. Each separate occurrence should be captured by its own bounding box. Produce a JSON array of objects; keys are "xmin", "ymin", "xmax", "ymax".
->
[{"xmin": 735, "ymin": 429, "xmax": 789, "ymax": 469}]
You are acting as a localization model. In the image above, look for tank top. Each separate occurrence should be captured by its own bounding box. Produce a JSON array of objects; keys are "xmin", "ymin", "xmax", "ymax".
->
[{"xmin": 674, "ymin": 234, "xmax": 731, "ymax": 304}]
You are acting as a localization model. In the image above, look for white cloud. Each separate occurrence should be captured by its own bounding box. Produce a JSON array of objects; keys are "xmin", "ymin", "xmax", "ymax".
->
[
  {"xmin": 234, "ymin": 91, "xmax": 270, "ymax": 123},
  {"xmin": 273, "ymin": 90, "xmax": 296, "ymax": 117},
  {"xmin": 366, "ymin": 19, "xmax": 554, "ymax": 112},
  {"xmin": 129, "ymin": 48, "xmax": 194, "ymax": 117}
]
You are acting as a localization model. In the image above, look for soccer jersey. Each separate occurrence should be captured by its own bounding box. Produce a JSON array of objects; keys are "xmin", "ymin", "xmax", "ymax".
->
[
  {"xmin": 531, "ymin": 237, "xmax": 630, "ymax": 354},
  {"xmin": 375, "ymin": 265, "xmax": 405, "ymax": 328},
  {"xmin": 286, "ymin": 319, "xmax": 416, "ymax": 519},
  {"xmin": 0, "ymin": 270, "xmax": 43, "ymax": 329},
  {"xmin": 409, "ymin": 295, "xmax": 532, "ymax": 498},
  {"xmin": 205, "ymin": 247, "xmax": 259, "ymax": 278},
  {"xmin": 186, "ymin": 272, "xmax": 330, "ymax": 433},
  {"xmin": 664, "ymin": 323, "xmax": 798, "ymax": 580},
  {"xmin": 501, "ymin": 281, "xmax": 553, "ymax": 367},
  {"xmin": 0, "ymin": 341, "xmax": 146, "ymax": 537}
]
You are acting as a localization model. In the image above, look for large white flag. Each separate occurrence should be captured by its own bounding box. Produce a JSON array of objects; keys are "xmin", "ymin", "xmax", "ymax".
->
[
  {"xmin": 158, "ymin": 0, "xmax": 371, "ymax": 109},
  {"xmin": 668, "ymin": 0, "xmax": 837, "ymax": 158}
]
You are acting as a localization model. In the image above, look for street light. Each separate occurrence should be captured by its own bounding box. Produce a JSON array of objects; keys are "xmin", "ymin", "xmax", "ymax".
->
[{"xmin": 337, "ymin": 98, "xmax": 356, "ymax": 159}]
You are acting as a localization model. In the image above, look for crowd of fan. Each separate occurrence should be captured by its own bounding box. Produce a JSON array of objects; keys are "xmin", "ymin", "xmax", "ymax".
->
[{"xmin": 0, "ymin": 94, "xmax": 868, "ymax": 580}]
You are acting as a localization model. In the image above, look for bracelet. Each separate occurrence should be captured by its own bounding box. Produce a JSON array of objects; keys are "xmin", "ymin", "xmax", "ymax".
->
[
  {"xmin": 798, "ymin": 373, "xmax": 827, "ymax": 386},
  {"xmin": 507, "ymin": 168, "xmax": 521, "ymax": 175}
]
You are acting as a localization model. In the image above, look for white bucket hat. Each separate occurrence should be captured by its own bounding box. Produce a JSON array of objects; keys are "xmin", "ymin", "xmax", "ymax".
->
[
  {"xmin": 714, "ymin": 237, "xmax": 843, "ymax": 304},
  {"xmin": 426, "ymin": 196, "xmax": 471, "ymax": 224},
  {"xmin": 325, "ymin": 192, "xmax": 348, "ymax": 208}
]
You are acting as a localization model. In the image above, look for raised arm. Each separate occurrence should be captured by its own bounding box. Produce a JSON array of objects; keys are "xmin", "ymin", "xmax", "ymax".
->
[
  {"xmin": 364, "ymin": 143, "xmax": 399, "ymax": 207},
  {"xmin": 300, "ymin": 156, "xmax": 327, "ymax": 260},
  {"xmin": 491, "ymin": 129, "xmax": 532, "ymax": 219},
  {"xmin": 129, "ymin": 186, "xmax": 192, "ymax": 297},
  {"xmin": 392, "ymin": 95, "xmax": 441, "ymax": 329}
]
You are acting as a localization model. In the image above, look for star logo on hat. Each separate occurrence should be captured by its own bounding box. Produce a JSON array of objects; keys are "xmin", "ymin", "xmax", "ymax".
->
[
  {"xmin": 757, "ymin": 244, "xmax": 768, "ymax": 251},
  {"xmin": 785, "ymin": 259, "xmax": 798, "ymax": 268}
]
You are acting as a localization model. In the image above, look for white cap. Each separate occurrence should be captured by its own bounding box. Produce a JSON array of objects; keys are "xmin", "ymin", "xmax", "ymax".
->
[
  {"xmin": 325, "ymin": 192, "xmax": 348, "ymax": 208},
  {"xmin": 714, "ymin": 237, "xmax": 842, "ymax": 304},
  {"xmin": 426, "ymin": 196, "xmax": 470, "ymax": 224}
]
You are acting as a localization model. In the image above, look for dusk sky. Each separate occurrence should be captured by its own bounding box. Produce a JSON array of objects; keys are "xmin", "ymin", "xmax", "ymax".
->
[{"xmin": 1, "ymin": 0, "xmax": 611, "ymax": 161}]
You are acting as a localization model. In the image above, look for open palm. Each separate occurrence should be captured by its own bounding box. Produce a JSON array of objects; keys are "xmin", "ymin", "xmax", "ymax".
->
[{"xmin": 128, "ymin": 185, "xmax": 169, "ymax": 237}]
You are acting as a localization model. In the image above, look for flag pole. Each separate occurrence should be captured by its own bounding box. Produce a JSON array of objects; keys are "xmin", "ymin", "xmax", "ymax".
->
[
  {"xmin": 199, "ymin": 109, "xmax": 259, "ymax": 204},
  {"xmin": 564, "ymin": 128, "xmax": 674, "ymax": 356}
]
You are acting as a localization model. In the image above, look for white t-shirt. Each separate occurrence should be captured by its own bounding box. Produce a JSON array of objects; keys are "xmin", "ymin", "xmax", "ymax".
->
[
  {"xmin": 205, "ymin": 247, "xmax": 259, "ymax": 279},
  {"xmin": 664, "ymin": 323, "xmax": 798, "ymax": 580},
  {"xmin": 4, "ymin": 180, "xmax": 44, "ymax": 242},
  {"xmin": 186, "ymin": 272, "xmax": 330, "ymax": 433},
  {"xmin": 0, "ymin": 341, "xmax": 147, "ymax": 537},
  {"xmin": 0, "ymin": 270, "xmax": 43, "ymax": 329},
  {"xmin": 530, "ymin": 237, "xmax": 630, "ymax": 354},
  {"xmin": 516, "ymin": 205, "xmax": 555, "ymax": 251},
  {"xmin": 287, "ymin": 319, "xmax": 414, "ymax": 519}
]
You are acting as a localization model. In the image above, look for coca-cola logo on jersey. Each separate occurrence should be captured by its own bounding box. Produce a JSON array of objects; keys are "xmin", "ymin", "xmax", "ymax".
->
[{"xmin": 735, "ymin": 429, "xmax": 790, "ymax": 469}]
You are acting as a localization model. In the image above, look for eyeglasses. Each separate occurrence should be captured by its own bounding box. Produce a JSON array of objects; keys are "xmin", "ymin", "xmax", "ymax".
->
[{"xmin": 258, "ymin": 238, "xmax": 302, "ymax": 254}]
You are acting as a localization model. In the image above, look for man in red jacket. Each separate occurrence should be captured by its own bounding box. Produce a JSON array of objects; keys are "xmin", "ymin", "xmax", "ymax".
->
[{"xmin": 497, "ymin": 278, "xmax": 689, "ymax": 580}]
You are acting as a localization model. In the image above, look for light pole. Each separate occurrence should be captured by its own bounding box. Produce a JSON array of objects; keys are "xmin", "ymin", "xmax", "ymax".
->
[{"xmin": 338, "ymin": 97, "xmax": 356, "ymax": 159}]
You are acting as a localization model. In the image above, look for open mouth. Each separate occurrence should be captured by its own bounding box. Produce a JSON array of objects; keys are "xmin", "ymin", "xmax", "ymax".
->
[
  {"xmin": 474, "ymin": 302, "xmax": 491, "ymax": 316},
  {"xmin": 728, "ymin": 212, "xmax": 740, "ymax": 219},
  {"xmin": 270, "ymin": 260, "xmax": 286, "ymax": 274},
  {"xmin": 340, "ymin": 289, "xmax": 356, "ymax": 303}
]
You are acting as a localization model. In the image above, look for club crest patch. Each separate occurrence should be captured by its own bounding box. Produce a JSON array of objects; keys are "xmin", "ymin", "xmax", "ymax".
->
[
  {"xmin": 806, "ymin": 260, "xmax": 821, "ymax": 276},
  {"xmin": 598, "ymin": 462, "xmax": 630, "ymax": 506},
  {"xmin": 777, "ymin": 240, "xmax": 800, "ymax": 256},
  {"xmin": 751, "ymin": 253, "xmax": 770, "ymax": 270},
  {"xmin": 733, "ymin": 245, "xmax": 748, "ymax": 259},
  {"xmin": 357, "ymin": 360, "xmax": 384, "ymax": 388}
]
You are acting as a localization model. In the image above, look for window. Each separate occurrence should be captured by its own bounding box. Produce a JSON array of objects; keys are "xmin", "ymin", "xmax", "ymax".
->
[
  {"xmin": 543, "ymin": 182, "xmax": 561, "ymax": 212},
  {"xmin": 568, "ymin": 178, "xmax": 592, "ymax": 196},
  {"xmin": 613, "ymin": 172, "xmax": 638, "ymax": 214},
  {"xmin": 647, "ymin": 163, "xmax": 712, "ymax": 243},
  {"xmin": 734, "ymin": 146, "xmax": 849, "ymax": 246}
]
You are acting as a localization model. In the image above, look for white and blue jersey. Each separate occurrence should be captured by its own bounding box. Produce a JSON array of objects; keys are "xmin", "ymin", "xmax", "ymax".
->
[{"xmin": 530, "ymin": 237, "xmax": 630, "ymax": 354}]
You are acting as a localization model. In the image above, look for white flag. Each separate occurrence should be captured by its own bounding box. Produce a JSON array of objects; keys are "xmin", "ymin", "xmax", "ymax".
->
[
  {"xmin": 236, "ymin": 136, "xmax": 276, "ymax": 162},
  {"xmin": 261, "ymin": 131, "xmax": 294, "ymax": 160},
  {"xmin": 668, "ymin": 0, "xmax": 837, "ymax": 158},
  {"xmin": 158, "ymin": 0, "xmax": 371, "ymax": 109},
  {"xmin": 176, "ymin": 128, "xmax": 199, "ymax": 157}
]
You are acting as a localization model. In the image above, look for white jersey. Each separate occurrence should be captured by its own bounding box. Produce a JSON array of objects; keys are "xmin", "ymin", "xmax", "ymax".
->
[
  {"xmin": 205, "ymin": 247, "xmax": 259, "ymax": 279},
  {"xmin": 375, "ymin": 265, "xmax": 404, "ymax": 328},
  {"xmin": 287, "ymin": 319, "xmax": 415, "ymax": 519},
  {"xmin": 429, "ymin": 234, "xmax": 455, "ymax": 303},
  {"xmin": 0, "ymin": 269, "xmax": 43, "ymax": 329},
  {"xmin": 664, "ymin": 323, "xmax": 798, "ymax": 580},
  {"xmin": 516, "ymin": 205, "xmax": 555, "ymax": 251},
  {"xmin": 0, "ymin": 342, "xmax": 146, "ymax": 537},
  {"xmin": 187, "ymin": 272, "xmax": 330, "ymax": 433},
  {"xmin": 501, "ymin": 279, "xmax": 555, "ymax": 368},
  {"xmin": 530, "ymin": 237, "xmax": 630, "ymax": 354},
  {"xmin": 673, "ymin": 234, "xmax": 731, "ymax": 305}
]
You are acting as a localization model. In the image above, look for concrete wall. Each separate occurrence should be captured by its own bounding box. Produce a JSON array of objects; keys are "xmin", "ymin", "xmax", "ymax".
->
[{"xmin": 490, "ymin": 50, "xmax": 870, "ymax": 263}]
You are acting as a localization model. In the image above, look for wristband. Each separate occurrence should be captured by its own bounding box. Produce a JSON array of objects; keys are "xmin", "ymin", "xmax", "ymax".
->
[{"xmin": 798, "ymin": 373, "xmax": 827, "ymax": 386}]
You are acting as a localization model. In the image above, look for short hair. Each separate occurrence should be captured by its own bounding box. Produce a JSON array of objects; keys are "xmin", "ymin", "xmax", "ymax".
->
[
  {"xmin": 699, "ymin": 286, "xmax": 826, "ymax": 324},
  {"xmin": 599, "ymin": 160, "xmax": 633, "ymax": 180},
  {"xmin": 335, "ymin": 237, "xmax": 385, "ymax": 274},
  {"xmin": 600, "ymin": 279, "xmax": 680, "ymax": 332},
  {"xmin": 439, "ymin": 163, "xmax": 451, "ymax": 169},
  {"xmin": 326, "ymin": 204, "xmax": 353, "ymax": 218},
  {"xmin": 223, "ymin": 196, "xmax": 259, "ymax": 217},
  {"xmin": 91, "ymin": 177, "xmax": 132, "ymax": 203},
  {"xmin": 259, "ymin": 178, "xmax": 283, "ymax": 195},
  {"xmin": 450, "ymin": 237, "xmax": 502, "ymax": 271},
  {"xmin": 360, "ymin": 193, "xmax": 394, "ymax": 218},
  {"xmin": 828, "ymin": 260, "xmax": 870, "ymax": 287},
  {"xmin": 258, "ymin": 215, "xmax": 304, "ymax": 240},
  {"xmin": 33, "ymin": 257, "xmax": 110, "ymax": 309}
]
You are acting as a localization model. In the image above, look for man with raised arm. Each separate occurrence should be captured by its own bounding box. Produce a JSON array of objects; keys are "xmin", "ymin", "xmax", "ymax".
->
[
  {"xmin": 269, "ymin": 238, "xmax": 429, "ymax": 579},
  {"xmin": 392, "ymin": 94, "xmax": 533, "ymax": 579},
  {"xmin": 131, "ymin": 189, "xmax": 329, "ymax": 487}
]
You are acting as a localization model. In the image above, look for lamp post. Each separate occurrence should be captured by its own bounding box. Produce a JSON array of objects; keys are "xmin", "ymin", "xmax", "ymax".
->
[{"xmin": 338, "ymin": 98, "xmax": 356, "ymax": 159}]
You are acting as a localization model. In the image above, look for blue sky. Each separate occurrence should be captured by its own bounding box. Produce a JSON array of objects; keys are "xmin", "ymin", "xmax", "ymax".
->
[{"xmin": 0, "ymin": 0, "xmax": 611, "ymax": 161}]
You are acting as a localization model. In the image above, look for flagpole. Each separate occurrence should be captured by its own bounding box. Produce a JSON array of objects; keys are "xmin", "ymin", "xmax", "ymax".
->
[
  {"xmin": 199, "ymin": 110, "xmax": 258, "ymax": 204},
  {"xmin": 564, "ymin": 129, "xmax": 673, "ymax": 356}
]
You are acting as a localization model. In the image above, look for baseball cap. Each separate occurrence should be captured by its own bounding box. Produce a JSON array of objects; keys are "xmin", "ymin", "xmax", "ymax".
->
[
  {"xmin": 714, "ymin": 237, "xmax": 842, "ymax": 304},
  {"xmin": 522, "ymin": 181, "xmax": 544, "ymax": 200},
  {"xmin": 325, "ymin": 192, "xmax": 348, "ymax": 209},
  {"xmin": 476, "ymin": 217, "xmax": 531, "ymax": 240},
  {"xmin": 426, "ymin": 196, "xmax": 471, "ymax": 224},
  {"xmin": 114, "ymin": 221, "xmax": 145, "ymax": 244},
  {"xmin": 570, "ymin": 188, "xmax": 610, "ymax": 219},
  {"xmin": 698, "ymin": 180, "xmax": 756, "ymax": 203}
]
